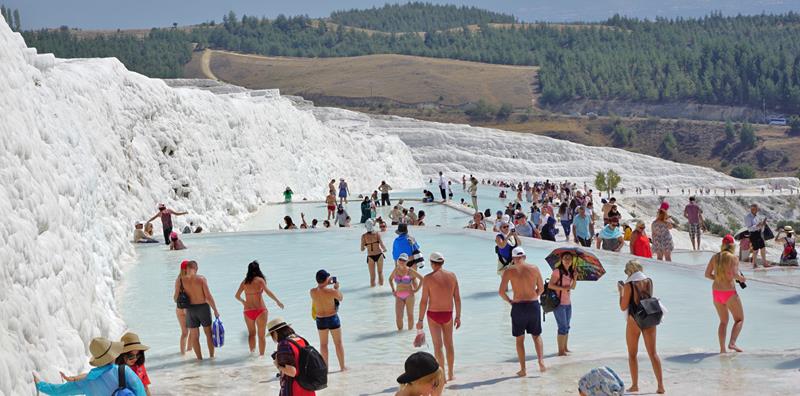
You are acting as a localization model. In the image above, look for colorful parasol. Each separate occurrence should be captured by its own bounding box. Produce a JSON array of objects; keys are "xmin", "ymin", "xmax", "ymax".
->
[{"xmin": 545, "ymin": 246, "xmax": 606, "ymax": 281}]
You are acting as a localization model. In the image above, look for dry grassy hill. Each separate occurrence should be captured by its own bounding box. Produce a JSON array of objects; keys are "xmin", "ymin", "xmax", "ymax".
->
[{"xmin": 185, "ymin": 50, "xmax": 538, "ymax": 108}]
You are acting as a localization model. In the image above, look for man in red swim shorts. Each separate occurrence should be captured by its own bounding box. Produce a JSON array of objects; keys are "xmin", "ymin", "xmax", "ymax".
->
[{"xmin": 417, "ymin": 252, "xmax": 461, "ymax": 381}]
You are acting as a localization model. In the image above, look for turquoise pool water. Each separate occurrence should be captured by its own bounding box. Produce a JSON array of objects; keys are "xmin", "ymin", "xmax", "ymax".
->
[{"xmin": 120, "ymin": 227, "xmax": 800, "ymax": 373}]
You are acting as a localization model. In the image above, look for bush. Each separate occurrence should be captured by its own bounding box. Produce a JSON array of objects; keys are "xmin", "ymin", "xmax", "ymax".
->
[
  {"xmin": 704, "ymin": 219, "xmax": 732, "ymax": 237},
  {"xmin": 465, "ymin": 99, "xmax": 496, "ymax": 121},
  {"xmin": 739, "ymin": 122, "xmax": 757, "ymax": 149},
  {"xmin": 788, "ymin": 116, "xmax": 800, "ymax": 137},
  {"xmin": 730, "ymin": 164, "xmax": 756, "ymax": 179},
  {"xmin": 611, "ymin": 123, "xmax": 636, "ymax": 147},
  {"xmin": 660, "ymin": 132, "xmax": 677, "ymax": 158},
  {"xmin": 495, "ymin": 103, "xmax": 513, "ymax": 120}
]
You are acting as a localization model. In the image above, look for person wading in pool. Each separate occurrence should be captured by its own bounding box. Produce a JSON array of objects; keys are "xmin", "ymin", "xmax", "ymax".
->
[
  {"xmin": 173, "ymin": 260, "xmax": 220, "ymax": 360},
  {"xmin": 310, "ymin": 269, "xmax": 346, "ymax": 371},
  {"xmin": 417, "ymin": 252, "xmax": 461, "ymax": 381},
  {"xmin": 235, "ymin": 260, "xmax": 285, "ymax": 356},
  {"xmin": 499, "ymin": 247, "xmax": 546, "ymax": 375},
  {"xmin": 147, "ymin": 203, "xmax": 188, "ymax": 245}
]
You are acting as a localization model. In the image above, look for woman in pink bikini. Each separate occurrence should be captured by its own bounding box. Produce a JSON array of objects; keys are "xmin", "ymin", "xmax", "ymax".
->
[
  {"xmin": 235, "ymin": 261, "xmax": 285, "ymax": 356},
  {"xmin": 704, "ymin": 234, "xmax": 746, "ymax": 353},
  {"xmin": 389, "ymin": 254, "xmax": 424, "ymax": 330}
]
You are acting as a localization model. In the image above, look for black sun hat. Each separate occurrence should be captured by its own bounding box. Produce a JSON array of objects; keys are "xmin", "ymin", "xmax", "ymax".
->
[{"xmin": 397, "ymin": 351, "xmax": 439, "ymax": 384}]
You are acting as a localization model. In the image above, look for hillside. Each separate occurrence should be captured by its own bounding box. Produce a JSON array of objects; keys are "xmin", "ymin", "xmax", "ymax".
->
[{"xmin": 184, "ymin": 50, "xmax": 538, "ymax": 108}]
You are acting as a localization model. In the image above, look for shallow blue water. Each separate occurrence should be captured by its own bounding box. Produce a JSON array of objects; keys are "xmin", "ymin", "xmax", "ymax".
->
[{"xmin": 120, "ymin": 226, "xmax": 800, "ymax": 370}]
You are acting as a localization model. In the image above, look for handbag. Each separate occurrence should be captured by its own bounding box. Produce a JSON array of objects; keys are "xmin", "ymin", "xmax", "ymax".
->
[
  {"xmin": 762, "ymin": 224, "xmax": 775, "ymax": 241},
  {"xmin": 630, "ymin": 281, "xmax": 662, "ymax": 330},
  {"xmin": 176, "ymin": 278, "xmax": 190, "ymax": 309}
]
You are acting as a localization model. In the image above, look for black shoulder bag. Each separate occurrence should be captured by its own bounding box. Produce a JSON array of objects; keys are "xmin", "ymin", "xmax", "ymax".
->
[
  {"xmin": 630, "ymin": 280, "xmax": 663, "ymax": 330},
  {"xmin": 176, "ymin": 278, "xmax": 190, "ymax": 309}
]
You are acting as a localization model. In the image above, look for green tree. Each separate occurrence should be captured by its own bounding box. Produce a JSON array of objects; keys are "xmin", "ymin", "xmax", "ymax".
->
[
  {"xmin": 611, "ymin": 123, "xmax": 635, "ymax": 147},
  {"xmin": 788, "ymin": 116, "xmax": 800, "ymax": 137},
  {"xmin": 724, "ymin": 120, "xmax": 736, "ymax": 140},
  {"xmin": 739, "ymin": 122, "xmax": 757, "ymax": 149},
  {"xmin": 594, "ymin": 171, "xmax": 607, "ymax": 195},
  {"xmin": 12, "ymin": 8, "xmax": 19, "ymax": 31},
  {"xmin": 465, "ymin": 99, "xmax": 496, "ymax": 121},
  {"xmin": 606, "ymin": 169, "xmax": 622, "ymax": 193},
  {"xmin": 660, "ymin": 132, "xmax": 677, "ymax": 159},
  {"xmin": 495, "ymin": 103, "xmax": 512, "ymax": 120},
  {"xmin": 730, "ymin": 165, "xmax": 756, "ymax": 179}
]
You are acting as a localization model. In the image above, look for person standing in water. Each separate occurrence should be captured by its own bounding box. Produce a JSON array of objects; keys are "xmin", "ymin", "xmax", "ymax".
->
[
  {"xmin": 704, "ymin": 235, "xmax": 746, "ymax": 353},
  {"xmin": 335, "ymin": 204, "xmax": 349, "ymax": 228},
  {"xmin": 389, "ymin": 254, "xmax": 424, "ymax": 330},
  {"xmin": 283, "ymin": 187, "xmax": 294, "ymax": 203},
  {"xmin": 437, "ymin": 171, "xmax": 448, "ymax": 202},
  {"xmin": 338, "ymin": 178, "xmax": 350, "ymax": 205},
  {"xmin": 326, "ymin": 191, "xmax": 337, "ymax": 221},
  {"xmin": 417, "ymin": 252, "xmax": 461, "ymax": 381},
  {"xmin": 744, "ymin": 203, "xmax": 771, "ymax": 268},
  {"xmin": 360, "ymin": 196, "xmax": 372, "ymax": 223},
  {"xmin": 360, "ymin": 219, "xmax": 387, "ymax": 287},
  {"xmin": 175, "ymin": 261, "xmax": 192, "ymax": 355},
  {"xmin": 147, "ymin": 203, "xmax": 188, "ymax": 245},
  {"xmin": 498, "ymin": 247, "xmax": 546, "ymax": 375},
  {"xmin": 468, "ymin": 177, "xmax": 479, "ymax": 211},
  {"xmin": 379, "ymin": 180, "xmax": 393, "ymax": 206},
  {"xmin": 618, "ymin": 260, "xmax": 665, "ymax": 394},
  {"xmin": 311, "ymin": 270, "xmax": 346, "ymax": 371},
  {"xmin": 173, "ymin": 260, "xmax": 220, "ymax": 360},
  {"xmin": 235, "ymin": 261, "xmax": 285, "ymax": 356}
]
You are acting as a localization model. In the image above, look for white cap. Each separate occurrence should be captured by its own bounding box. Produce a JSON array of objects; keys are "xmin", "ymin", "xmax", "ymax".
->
[
  {"xmin": 398, "ymin": 253, "xmax": 409, "ymax": 261},
  {"xmin": 502, "ymin": 214, "xmax": 511, "ymax": 223},
  {"xmin": 512, "ymin": 247, "xmax": 526, "ymax": 258},
  {"xmin": 429, "ymin": 252, "xmax": 445, "ymax": 263}
]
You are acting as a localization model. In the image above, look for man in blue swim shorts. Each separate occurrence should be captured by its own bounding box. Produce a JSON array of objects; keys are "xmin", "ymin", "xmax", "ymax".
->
[{"xmin": 311, "ymin": 269, "xmax": 346, "ymax": 371}]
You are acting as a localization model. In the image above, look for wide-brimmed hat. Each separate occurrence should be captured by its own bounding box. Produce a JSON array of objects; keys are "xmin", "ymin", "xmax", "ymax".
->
[
  {"xmin": 397, "ymin": 351, "xmax": 439, "ymax": 384},
  {"xmin": 785, "ymin": 226, "xmax": 794, "ymax": 233},
  {"xmin": 120, "ymin": 332, "xmax": 150, "ymax": 353},
  {"xmin": 88, "ymin": 337, "xmax": 124, "ymax": 367},
  {"xmin": 396, "ymin": 223, "xmax": 409, "ymax": 235},
  {"xmin": 267, "ymin": 317, "xmax": 290, "ymax": 334}
]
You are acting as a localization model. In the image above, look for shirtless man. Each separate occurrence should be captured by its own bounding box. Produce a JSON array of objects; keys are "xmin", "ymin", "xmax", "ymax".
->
[
  {"xmin": 326, "ymin": 192, "xmax": 337, "ymax": 221},
  {"xmin": 173, "ymin": 260, "xmax": 220, "ymax": 360},
  {"xmin": 328, "ymin": 179, "xmax": 336, "ymax": 195},
  {"xmin": 417, "ymin": 252, "xmax": 461, "ymax": 381},
  {"xmin": 147, "ymin": 203, "xmax": 188, "ymax": 245},
  {"xmin": 499, "ymin": 247, "xmax": 546, "ymax": 375},
  {"xmin": 310, "ymin": 270, "xmax": 346, "ymax": 371}
]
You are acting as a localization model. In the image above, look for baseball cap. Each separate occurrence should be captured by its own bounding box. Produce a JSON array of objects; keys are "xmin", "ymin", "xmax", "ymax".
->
[
  {"xmin": 514, "ymin": 212, "xmax": 525, "ymax": 219},
  {"xmin": 659, "ymin": 201, "xmax": 670, "ymax": 211},
  {"xmin": 397, "ymin": 351, "xmax": 439, "ymax": 384},
  {"xmin": 316, "ymin": 269, "xmax": 331, "ymax": 284},
  {"xmin": 397, "ymin": 253, "xmax": 409, "ymax": 261},
  {"xmin": 722, "ymin": 234, "xmax": 735, "ymax": 245},
  {"xmin": 512, "ymin": 247, "xmax": 526, "ymax": 258},
  {"xmin": 429, "ymin": 252, "xmax": 444, "ymax": 263}
]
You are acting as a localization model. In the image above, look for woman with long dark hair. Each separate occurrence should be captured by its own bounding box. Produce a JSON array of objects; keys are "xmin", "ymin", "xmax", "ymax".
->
[
  {"xmin": 548, "ymin": 252, "xmax": 577, "ymax": 356},
  {"xmin": 269, "ymin": 318, "xmax": 316, "ymax": 396},
  {"xmin": 176, "ymin": 260, "xmax": 191, "ymax": 355},
  {"xmin": 235, "ymin": 260, "xmax": 285, "ymax": 356}
]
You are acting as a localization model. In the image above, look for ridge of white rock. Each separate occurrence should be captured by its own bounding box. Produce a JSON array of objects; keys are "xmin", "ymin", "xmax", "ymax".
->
[
  {"xmin": 0, "ymin": 18, "xmax": 421, "ymax": 395},
  {"xmin": 309, "ymin": 106, "xmax": 797, "ymax": 189}
]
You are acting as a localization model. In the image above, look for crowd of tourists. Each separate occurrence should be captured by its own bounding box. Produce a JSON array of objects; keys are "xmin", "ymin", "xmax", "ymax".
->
[{"xmin": 36, "ymin": 173, "xmax": 799, "ymax": 396}]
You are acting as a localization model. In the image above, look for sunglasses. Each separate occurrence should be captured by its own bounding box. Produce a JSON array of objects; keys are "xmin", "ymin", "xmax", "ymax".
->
[{"xmin": 124, "ymin": 352, "xmax": 139, "ymax": 360}]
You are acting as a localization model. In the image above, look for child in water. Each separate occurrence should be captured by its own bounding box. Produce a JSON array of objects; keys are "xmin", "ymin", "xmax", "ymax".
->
[{"xmin": 169, "ymin": 232, "xmax": 186, "ymax": 250}]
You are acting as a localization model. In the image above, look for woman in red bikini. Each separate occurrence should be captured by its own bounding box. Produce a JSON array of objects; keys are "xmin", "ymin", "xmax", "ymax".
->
[
  {"xmin": 235, "ymin": 260, "xmax": 285, "ymax": 356},
  {"xmin": 704, "ymin": 235, "xmax": 746, "ymax": 353},
  {"xmin": 389, "ymin": 254, "xmax": 424, "ymax": 330}
]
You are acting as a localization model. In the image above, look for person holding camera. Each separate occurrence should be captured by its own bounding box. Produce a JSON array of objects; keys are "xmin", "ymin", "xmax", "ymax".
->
[
  {"xmin": 617, "ymin": 260, "xmax": 664, "ymax": 394},
  {"xmin": 704, "ymin": 235, "xmax": 746, "ymax": 354},
  {"xmin": 310, "ymin": 270, "xmax": 346, "ymax": 371}
]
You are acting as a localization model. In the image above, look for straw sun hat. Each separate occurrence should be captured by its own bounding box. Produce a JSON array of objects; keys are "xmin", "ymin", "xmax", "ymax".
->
[
  {"xmin": 120, "ymin": 332, "xmax": 150, "ymax": 353},
  {"xmin": 88, "ymin": 337, "xmax": 124, "ymax": 367},
  {"xmin": 268, "ymin": 317, "xmax": 291, "ymax": 334}
]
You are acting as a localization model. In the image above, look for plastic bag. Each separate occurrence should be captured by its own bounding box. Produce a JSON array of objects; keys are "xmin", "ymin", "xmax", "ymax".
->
[
  {"xmin": 413, "ymin": 329, "xmax": 426, "ymax": 348},
  {"xmin": 212, "ymin": 317, "xmax": 225, "ymax": 347}
]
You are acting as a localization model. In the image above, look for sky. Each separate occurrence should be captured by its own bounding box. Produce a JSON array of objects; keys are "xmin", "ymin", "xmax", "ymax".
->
[{"xmin": 4, "ymin": 0, "xmax": 800, "ymax": 30}]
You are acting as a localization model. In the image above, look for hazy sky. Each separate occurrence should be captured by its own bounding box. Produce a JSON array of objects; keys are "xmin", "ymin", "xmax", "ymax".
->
[{"xmin": 4, "ymin": 0, "xmax": 800, "ymax": 29}]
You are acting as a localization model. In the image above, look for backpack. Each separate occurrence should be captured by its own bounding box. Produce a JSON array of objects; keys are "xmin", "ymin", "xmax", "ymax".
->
[
  {"xmin": 111, "ymin": 365, "xmax": 135, "ymax": 396},
  {"xmin": 212, "ymin": 317, "xmax": 225, "ymax": 347},
  {"xmin": 629, "ymin": 281, "xmax": 663, "ymax": 330},
  {"xmin": 540, "ymin": 271, "xmax": 562, "ymax": 320},
  {"xmin": 286, "ymin": 337, "xmax": 328, "ymax": 391}
]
